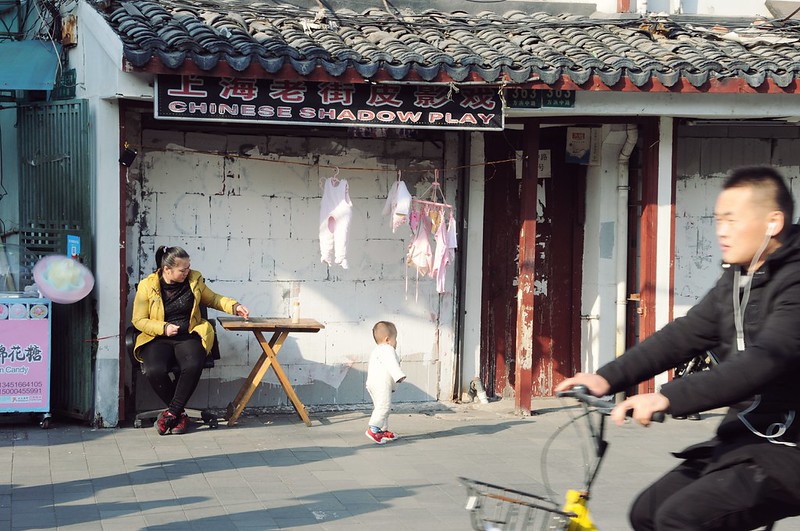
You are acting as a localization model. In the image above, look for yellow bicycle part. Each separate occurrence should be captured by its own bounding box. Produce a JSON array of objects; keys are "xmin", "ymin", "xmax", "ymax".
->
[{"xmin": 563, "ymin": 489, "xmax": 597, "ymax": 531}]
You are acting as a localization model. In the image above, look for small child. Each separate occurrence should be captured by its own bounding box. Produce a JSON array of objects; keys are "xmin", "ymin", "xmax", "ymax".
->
[{"xmin": 365, "ymin": 321, "xmax": 406, "ymax": 444}]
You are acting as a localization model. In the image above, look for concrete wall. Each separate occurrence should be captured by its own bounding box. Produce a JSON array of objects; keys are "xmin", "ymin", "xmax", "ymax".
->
[
  {"xmin": 580, "ymin": 125, "xmax": 636, "ymax": 373},
  {"xmin": 66, "ymin": 1, "xmax": 155, "ymax": 426},
  {"xmin": 674, "ymin": 129, "xmax": 800, "ymax": 318},
  {"xmin": 459, "ymin": 133, "xmax": 485, "ymax": 399},
  {"xmin": 126, "ymin": 128, "xmax": 461, "ymax": 411},
  {"xmin": 594, "ymin": 0, "xmax": 770, "ymax": 15},
  {"xmin": 0, "ymin": 107, "xmax": 19, "ymax": 246}
]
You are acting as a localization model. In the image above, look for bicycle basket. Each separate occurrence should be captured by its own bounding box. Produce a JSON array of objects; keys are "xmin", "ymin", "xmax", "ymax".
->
[{"xmin": 459, "ymin": 477, "xmax": 575, "ymax": 531}]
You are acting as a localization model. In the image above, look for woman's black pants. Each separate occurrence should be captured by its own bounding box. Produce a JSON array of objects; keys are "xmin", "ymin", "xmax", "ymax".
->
[{"xmin": 139, "ymin": 334, "xmax": 206, "ymax": 416}]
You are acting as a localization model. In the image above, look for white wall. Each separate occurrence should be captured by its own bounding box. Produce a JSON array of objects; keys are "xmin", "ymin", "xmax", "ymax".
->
[
  {"xmin": 581, "ymin": 125, "xmax": 634, "ymax": 372},
  {"xmin": 640, "ymin": 0, "xmax": 769, "ymax": 15},
  {"xmin": 592, "ymin": 0, "xmax": 769, "ymax": 15},
  {"xmin": 507, "ymin": 92, "xmax": 800, "ymax": 121},
  {"xmin": 459, "ymin": 133, "xmax": 485, "ymax": 399},
  {"xmin": 0, "ymin": 107, "xmax": 18, "ymax": 245},
  {"xmin": 127, "ymin": 129, "xmax": 459, "ymax": 409},
  {"xmin": 63, "ymin": 1, "xmax": 155, "ymax": 426},
  {"xmin": 674, "ymin": 132, "xmax": 800, "ymax": 317}
]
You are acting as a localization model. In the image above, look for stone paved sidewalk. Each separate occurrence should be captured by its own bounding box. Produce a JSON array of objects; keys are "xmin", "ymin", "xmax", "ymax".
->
[{"xmin": 2, "ymin": 399, "xmax": 799, "ymax": 530}]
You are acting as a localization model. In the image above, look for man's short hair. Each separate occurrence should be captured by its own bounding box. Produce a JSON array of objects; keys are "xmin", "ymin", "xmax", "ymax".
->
[
  {"xmin": 724, "ymin": 166, "xmax": 794, "ymax": 237},
  {"xmin": 372, "ymin": 321, "xmax": 397, "ymax": 344}
]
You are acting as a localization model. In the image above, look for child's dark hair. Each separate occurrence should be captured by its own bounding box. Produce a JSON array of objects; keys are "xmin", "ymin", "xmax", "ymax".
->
[
  {"xmin": 372, "ymin": 321, "xmax": 397, "ymax": 343},
  {"xmin": 155, "ymin": 245, "xmax": 190, "ymax": 269}
]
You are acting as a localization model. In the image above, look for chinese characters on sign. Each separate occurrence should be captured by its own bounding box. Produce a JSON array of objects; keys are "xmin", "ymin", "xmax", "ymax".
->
[
  {"xmin": 0, "ymin": 301, "xmax": 50, "ymax": 411},
  {"xmin": 155, "ymin": 75, "xmax": 504, "ymax": 131}
]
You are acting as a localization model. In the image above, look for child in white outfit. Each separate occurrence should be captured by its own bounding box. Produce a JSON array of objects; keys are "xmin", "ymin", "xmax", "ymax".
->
[{"xmin": 365, "ymin": 321, "xmax": 406, "ymax": 444}]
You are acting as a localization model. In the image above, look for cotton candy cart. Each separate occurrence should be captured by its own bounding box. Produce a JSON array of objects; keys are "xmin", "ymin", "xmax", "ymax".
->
[{"xmin": 0, "ymin": 295, "xmax": 53, "ymax": 428}]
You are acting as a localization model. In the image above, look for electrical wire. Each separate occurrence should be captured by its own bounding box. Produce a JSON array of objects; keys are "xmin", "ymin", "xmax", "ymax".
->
[
  {"xmin": 125, "ymin": 0, "xmax": 652, "ymax": 33},
  {"xmin": 30, "ymin": 0, "xmax": 63, "ymax": 81},
  {"xmin": 137, "ymin": 145, "xmax": 517, "ymax": 176}
]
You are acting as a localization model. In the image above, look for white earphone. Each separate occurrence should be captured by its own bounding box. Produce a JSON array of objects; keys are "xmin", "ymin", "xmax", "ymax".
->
[{"xmin": 767, "ymin": 221, "xmax": 777, "ymax": 236}]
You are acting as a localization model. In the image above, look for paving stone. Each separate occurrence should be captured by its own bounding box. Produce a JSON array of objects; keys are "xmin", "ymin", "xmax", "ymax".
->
[{"xmin": 4, "ymin": 401, "xmax": 800, "ymax": 530}]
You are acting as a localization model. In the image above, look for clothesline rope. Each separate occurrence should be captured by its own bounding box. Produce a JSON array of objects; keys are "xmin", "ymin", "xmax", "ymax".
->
[{"xmin": 135, "ymin": 147, "xmax": 519, "ymax": 176}]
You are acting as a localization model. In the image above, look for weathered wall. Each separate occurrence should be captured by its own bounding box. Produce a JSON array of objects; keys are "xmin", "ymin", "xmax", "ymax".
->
[
  {"xmin": 581, "ymin": 126, "xmax": 635, "ymax": 373},
  {"xmin": 126, "ymin": 127, "xmax": 459, "ymax": 411},
  {"xmin": 674, "ymin": 131, "xmax": 800, "ymax": 318},
  {"xmin": 0, "ymin": 108, "xmax": 18, "ymax": 244}
]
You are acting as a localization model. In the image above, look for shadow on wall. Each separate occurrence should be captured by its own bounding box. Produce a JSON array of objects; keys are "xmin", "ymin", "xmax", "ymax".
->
[{"xmin": 134, "ymin": 335, "xmax": 436, "ymax": 413}]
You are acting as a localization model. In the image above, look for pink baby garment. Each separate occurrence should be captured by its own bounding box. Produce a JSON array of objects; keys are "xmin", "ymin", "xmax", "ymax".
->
[
  {"xmin": 319, "ymin": 177, "xmax": 353, "ymax": 269},
  {"xmin": 431, "ymin": 213, "xmax": 458, "ymax": 293},
  {"xmin": 405, "ymin": 215, "xmax": 433, "ymax": 300}
]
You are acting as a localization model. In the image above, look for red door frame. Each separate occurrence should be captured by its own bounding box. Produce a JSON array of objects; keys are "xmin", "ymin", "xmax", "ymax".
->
[
  {"xmin": 514, "ymin": 122, "xmax": 539, "ymax": 413},
  {"xmin": 480, "ymin": 117, "xmax": 666, "ymax": 408},
  {"xmin": 636, "ymin": 119, "xmax": 664, "ymax": 394}
]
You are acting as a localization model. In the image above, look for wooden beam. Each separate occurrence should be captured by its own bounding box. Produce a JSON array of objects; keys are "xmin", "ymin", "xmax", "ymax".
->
[
  {"xmin": 637, "ymin": 119, "xmax": 661, "ymax": 394},
  {"xmin": 515, "ymin": 122, "xmax": 539, "ymax": 414}
]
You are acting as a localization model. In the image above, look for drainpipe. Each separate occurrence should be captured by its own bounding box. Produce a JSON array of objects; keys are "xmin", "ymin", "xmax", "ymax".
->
[
  {"xmin": 615, "ymin": 125, "xmax": 638, "ymax": 402},
  {"xmin": 452, "ymin": 131, "xmax": 469, "ymax": 401}
]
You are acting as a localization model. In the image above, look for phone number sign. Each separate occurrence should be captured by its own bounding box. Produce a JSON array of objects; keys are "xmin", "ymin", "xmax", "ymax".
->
[
  {"xmin": 0, "ymin": 319, "xmax": 50, "ymax": 411},
  {"xmin": 505, "ymin": 88, "xmax": 575, "ymax": 109}
]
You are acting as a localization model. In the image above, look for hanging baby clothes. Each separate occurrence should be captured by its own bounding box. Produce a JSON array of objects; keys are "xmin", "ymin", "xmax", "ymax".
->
[
  {"xmin": 431, "ymin": 213, "xmax": 458, "ymax": 293},
  {"xmin": 319, "ymin": 177, "xmax": 353, "ymax": 269},
  {"xmin": 406, "ymin": 213, "xmax": 433, "ymax": 300},
  {"xmin": 382, "ymin": 179, "xmax": 412, "ymax": 233}
]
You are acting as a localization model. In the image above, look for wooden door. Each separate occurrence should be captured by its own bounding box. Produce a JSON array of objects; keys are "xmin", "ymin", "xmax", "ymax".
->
[
  {"xmin": 480, "ymin": 126, "xmax": 585, "ymax": 398},
  {"xmin": 532, "ymin": 128, "xmax": 585, "ymax": 396}
]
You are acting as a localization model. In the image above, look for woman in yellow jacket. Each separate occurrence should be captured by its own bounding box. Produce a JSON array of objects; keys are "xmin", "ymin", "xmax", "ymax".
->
[{"xmin": 132, "ymin": 246, "xmax": 249, "ymax": 435}]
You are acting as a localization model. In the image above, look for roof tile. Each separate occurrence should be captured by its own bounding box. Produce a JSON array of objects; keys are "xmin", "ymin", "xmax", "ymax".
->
[{"xmin": 100, "ymin": 1, "xmax": 800, "ymax": 88}]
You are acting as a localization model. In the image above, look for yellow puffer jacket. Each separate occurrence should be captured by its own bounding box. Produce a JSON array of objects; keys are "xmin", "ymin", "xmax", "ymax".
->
[{"xmin": 132, "ymin": 269, "xmax": 240, "ymax": 362}]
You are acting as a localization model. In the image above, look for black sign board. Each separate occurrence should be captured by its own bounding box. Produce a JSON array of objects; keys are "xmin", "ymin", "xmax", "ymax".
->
[
  {"xmin": 155, "ymin": 75, "xmax": 504, "ymax": 131},
  {"xmin": 505, "ymin": 88, "xmax": 575, "ymax": 109}
]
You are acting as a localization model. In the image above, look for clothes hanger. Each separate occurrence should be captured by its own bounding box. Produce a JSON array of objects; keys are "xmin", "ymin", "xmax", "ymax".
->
[
  {"xmin": 413, "ymin": 169, "xmax": 452, "ymax": 210},
  {"xmin": 319, "ymin": 166, "xmax": 341, "ymax": 189}
]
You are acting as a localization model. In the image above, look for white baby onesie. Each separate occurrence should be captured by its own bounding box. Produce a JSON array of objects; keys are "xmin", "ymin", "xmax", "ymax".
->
[
  {"xmin": 319, "ymin": 177, "xmax": 353, "ymax": 269},
  {"xmin": 382, "ymin": 180, "xmax": 412, "ymax": 233}
]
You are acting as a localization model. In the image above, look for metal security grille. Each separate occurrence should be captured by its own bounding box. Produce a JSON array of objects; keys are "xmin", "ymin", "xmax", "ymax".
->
[{"xmin": 18, "ymin": 99, "xmax": 94, "ymax": 421}]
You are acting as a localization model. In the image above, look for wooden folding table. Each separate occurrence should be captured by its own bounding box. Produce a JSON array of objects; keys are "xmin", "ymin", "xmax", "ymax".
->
[{"xmin": 217, "ymin": 317, "xmax": 324, "ymax": 427}]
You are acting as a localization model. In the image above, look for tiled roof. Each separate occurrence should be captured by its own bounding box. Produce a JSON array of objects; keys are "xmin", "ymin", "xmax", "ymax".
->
[{"xmin": 97, "ymin": 0, "xmax": 800, "ymax": 89}]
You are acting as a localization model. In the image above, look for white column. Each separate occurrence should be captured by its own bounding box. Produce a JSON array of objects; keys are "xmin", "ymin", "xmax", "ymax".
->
[
  {"xmin": 460, "ymin": 132, "xmax": 485, "ymax": 399},
  {"xmin": 92, "ymin": 97, "xmax": 121, "ymax": 427},
  {"xmin": 654, "ymin": 116, "xmax": 675, "ymax": 388}
]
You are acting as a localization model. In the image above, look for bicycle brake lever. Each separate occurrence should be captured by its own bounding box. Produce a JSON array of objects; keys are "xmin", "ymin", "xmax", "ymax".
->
[{"xmin": 560, "ymin": 385, "xmax": 666, "ymax": 423}]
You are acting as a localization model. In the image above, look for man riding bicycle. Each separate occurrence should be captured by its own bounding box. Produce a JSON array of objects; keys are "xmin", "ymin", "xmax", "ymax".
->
[{"xmin": 557, "ymin": 166, "xmax": 800, "ymax": 530}]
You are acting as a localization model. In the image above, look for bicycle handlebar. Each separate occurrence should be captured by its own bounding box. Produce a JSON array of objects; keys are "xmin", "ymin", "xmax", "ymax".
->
[{"xmin": 557, "ymin": 385, "xmax": 666, "ymax": 423}]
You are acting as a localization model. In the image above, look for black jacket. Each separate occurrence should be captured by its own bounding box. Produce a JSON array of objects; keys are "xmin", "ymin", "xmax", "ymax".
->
[{"xmin": 597, "ymin": 225, "xmax": 800, "ymax": 488}]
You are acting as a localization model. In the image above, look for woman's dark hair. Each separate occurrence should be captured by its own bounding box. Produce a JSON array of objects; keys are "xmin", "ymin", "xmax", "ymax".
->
[
  {"xmin": 724, "ymin": 166, "xmax": 795, "ymax": 238},
  {"xmin": 155, "ymin": 246, "xmax": 190, "ymax": 269}
]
